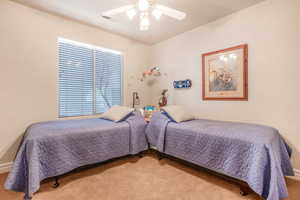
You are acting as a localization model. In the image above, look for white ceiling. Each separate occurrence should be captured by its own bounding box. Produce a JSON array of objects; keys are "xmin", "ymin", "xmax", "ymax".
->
[{"xmin": 13, "ymin": 0, "xmax": 264, "ymax": 45}]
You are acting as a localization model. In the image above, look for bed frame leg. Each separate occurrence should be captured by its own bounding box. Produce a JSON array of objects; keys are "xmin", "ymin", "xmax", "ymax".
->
[
  {"xmin": 239, "ymin": 186, "xmax": 249, "ymax": 196},
  {"xmin": 138, "ymin": 152, "xmax": 143, "ymax": 158},
  {"xmin": 157, "ymin": 152, "xmax": 163, "ymax": 160},
  {"xmin": 52, "ymin": 176, "xmax": 60, "ymax": 188}
]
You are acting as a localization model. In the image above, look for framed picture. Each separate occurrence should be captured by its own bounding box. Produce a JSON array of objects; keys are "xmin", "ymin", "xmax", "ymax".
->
[{"xmin": 202, "ymin": 44, "xmax": 248, "ymax": 101}]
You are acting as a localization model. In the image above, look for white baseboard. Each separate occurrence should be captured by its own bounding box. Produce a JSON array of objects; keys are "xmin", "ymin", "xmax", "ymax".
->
[
  {"xmin": 292, "ymin": 168, "xmax": 300, "ymax": 181},
  {"xmin": 0, "ymin": 162, "xmax": 13, "ymax": 174}
]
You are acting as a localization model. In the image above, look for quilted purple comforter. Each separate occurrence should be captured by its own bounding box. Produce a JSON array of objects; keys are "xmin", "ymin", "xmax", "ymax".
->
[
  {"xmin": 5, "ymin": 112, "xmax": 148, "ymax": 199},
  {"xmin": 146, "ymin": 112, "xmax": 294, "ymax": 200}
]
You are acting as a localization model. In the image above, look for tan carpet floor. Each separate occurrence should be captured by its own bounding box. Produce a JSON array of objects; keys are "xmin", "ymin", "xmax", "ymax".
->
[{"xmin": 1, "ymin": 152, "xmax": 300, "ymax": 200}]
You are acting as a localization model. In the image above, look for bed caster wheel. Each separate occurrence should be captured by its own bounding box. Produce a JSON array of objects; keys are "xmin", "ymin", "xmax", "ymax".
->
[
  {"xmin": 239, "ymin": 188, "xmax": 249, "ymax": 196},
  {"xmin": 52, "ymin": 182, "xmax": 60, "ymax": 188},
  {"xmin": 158, "ymin": 154, "xmax": 163, "ymax": 160},
  {"xmin": 24, "ymin": 195, "xmax": 33, "ymax": 200},
  {"xmin": 52, "ymin": 177, "xmax": 60, "ymax": 188}
]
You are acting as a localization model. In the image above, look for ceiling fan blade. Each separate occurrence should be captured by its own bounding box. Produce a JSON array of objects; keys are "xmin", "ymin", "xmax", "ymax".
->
[
  {"xmin": 156, "ymin": 5, "xmax": 186, "ymax": 20},
  {"xmin": 102, "ymin": 5, "xmax": 135, "ymax": 18}
]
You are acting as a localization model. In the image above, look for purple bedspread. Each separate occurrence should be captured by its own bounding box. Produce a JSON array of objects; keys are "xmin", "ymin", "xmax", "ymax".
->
[
  {"xmin": 5, "ymin": 112, "xmax": 148, "ymax": 199},
  {"xmin": 146, "ymin": 112, "xmax": 294, "ymax": 200}
]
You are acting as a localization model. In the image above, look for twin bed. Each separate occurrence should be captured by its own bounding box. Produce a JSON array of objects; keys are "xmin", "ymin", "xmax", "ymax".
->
[
  {"xmin": 5, "ymin": 109, "xmax": 294, "ymax": 200},
  {"xmin": 5, "ymin": 112, "xmax": 148, "ymax": 200},
  {"xmin": 146, "ymin": 112, "xmax": 294, "ymax": 200}
]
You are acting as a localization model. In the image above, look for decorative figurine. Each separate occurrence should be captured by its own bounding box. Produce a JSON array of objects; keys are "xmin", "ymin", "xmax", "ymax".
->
[
  {"xmin": 159, "ymin": 89, "xmax": 168, "ymax": 107},
  {"xmin": 140, "ymin": 67, "xmax": 161, "ymax": 81}
]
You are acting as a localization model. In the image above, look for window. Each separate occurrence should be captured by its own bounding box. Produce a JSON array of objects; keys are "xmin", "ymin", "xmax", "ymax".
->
[{"xmin": 58, "ymin": 38, "xmax": 122, "ymax": 117}]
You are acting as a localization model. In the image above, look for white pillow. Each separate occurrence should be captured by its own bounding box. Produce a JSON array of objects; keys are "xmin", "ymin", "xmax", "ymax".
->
[
  {"xmin": 100, "ymin": 106, "xmax": 134, "ymax": 122},
  {"xmin": 161, "ymin": 105, "xmax": 194, "ymax": 123}
]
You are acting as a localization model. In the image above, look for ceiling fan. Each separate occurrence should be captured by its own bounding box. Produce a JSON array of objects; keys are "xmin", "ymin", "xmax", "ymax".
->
[{"xmin": 102, "ymin": 0, "xmax": 186, "ymax": 31}]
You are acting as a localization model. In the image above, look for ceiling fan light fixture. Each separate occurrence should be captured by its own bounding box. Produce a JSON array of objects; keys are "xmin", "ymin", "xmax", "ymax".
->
[
  {"xmin": 140, "ymin": 12, "xmax": 150, "ymax": 31},
  {"xmin": 101, "ymin": 0, "xmax": 186, "ymax": 31},
  {"xmin": 140, "ymin": 16, "xmax": 150, "ymax": 26},
  {"xmin": 156, "ymin": 4, "xmax": 186, "ymax": 20},
  {"xmin": 140, "ymin": 24, "xmax": 149, "ymax": 31},
  {"xmin": 138, "ymin": 0, "xmax": 150, "ymax": 12},
  {"xmin": 152, "ymin": 8, "xmax": 163, "ymax": 20},
  {"xmin": 126, "ymin": 8, "xmax": 137, "ymax": 20}
]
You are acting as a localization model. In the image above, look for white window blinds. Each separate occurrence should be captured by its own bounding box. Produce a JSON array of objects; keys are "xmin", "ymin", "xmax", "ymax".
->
[
  {"xmin": 95, "ymin": 50, "xmax": 122, "ymax": 113},
  {"xmin": 58, "ymin": 38, "xmax": 122, "ymax": 117}
]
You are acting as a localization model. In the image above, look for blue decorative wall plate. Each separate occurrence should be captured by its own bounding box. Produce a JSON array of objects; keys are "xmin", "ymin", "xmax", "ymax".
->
[{"xmin": 173, "ymin": 79, "xmax": 192, "ymax": 89}]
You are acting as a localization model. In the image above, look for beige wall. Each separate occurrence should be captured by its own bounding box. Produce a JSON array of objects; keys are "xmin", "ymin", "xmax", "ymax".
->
[
  {"xmin": 0, "ymin": 0, "xmax": 151, "ymax": 164},
  {"xmin": 150, "ymin": 0, "xmax": 300, "ymax": 169}
]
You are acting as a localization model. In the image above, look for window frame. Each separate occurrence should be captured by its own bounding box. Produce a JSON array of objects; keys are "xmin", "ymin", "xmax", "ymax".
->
[{"xmin": 57, "ymin": 37, "xmax": 124, "ymax": 118}]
